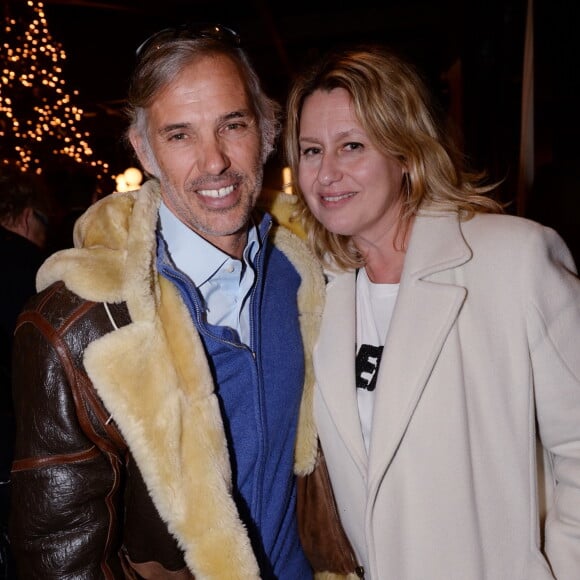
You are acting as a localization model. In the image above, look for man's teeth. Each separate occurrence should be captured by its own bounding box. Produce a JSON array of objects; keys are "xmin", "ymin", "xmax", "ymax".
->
[
  {"xmin": 198, "ymin": 185, "xmax": 235, "ymax": 198},
  {"xmin": 322, "ymin": 192, "xmax": 354, "ymax": 202}
]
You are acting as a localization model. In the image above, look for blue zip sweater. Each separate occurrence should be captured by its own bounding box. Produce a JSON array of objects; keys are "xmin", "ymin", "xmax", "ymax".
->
[{"xmin": 157, "ymin": 212, "xmax": 311, "ymax": 579}]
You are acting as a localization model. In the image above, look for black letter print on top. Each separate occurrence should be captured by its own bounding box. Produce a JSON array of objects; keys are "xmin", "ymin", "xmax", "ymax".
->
[{"xmin": 355, "ymin": 344, "xmax": 384, "ymax": 391}]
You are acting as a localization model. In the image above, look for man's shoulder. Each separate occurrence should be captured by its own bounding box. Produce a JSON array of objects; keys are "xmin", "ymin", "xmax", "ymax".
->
[
  {"xmin": 268, "ymin": 224, "xmax": 326, "ymax": 308},
  {"xmin": 19, "ymin": 281, "xmax": 130, "ymax": 342},
  {"xmin": 24, "ymin": 280, "xmax": 86, "ymax": 318},
  {"xmin": 257, "ymin": 190, "xmax": 305, "ymax": 239}
]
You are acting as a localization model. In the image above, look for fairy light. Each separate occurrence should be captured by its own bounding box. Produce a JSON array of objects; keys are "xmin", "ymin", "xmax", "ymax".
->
[
  {"xmin": 282, "ymin": 166, "xmax": 293, "ymax": 194},
  {"xmin": 0, "ymin": 0, "xmax": 109, "ymax": 181},
  {"xmin": 115, "ymin": 167, "xmax": 143, "ymax": 192}
]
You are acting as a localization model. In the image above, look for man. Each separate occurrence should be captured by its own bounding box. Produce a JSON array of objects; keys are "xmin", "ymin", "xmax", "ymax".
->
[
  {"xmin": 9, "ymin": 24, "xmax": 325, "ymax": 579},
  {"xmin": 0, "ymin": 167, "xmax": 49, "ymax": 580},
  {"xmin": 0, "ymin": 168, "xmax": 49, "ymax": 358}
]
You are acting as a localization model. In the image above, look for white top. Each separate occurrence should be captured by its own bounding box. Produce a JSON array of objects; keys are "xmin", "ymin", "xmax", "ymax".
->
[{"xmin": 355, "ymin": 267, "xmax": 399, "ymax": 454}]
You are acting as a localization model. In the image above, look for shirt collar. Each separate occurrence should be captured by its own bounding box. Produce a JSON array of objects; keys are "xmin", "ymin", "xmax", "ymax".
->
[{"xmin": 158, "ymin": 201, "xmax": 261, "ymax": 287}]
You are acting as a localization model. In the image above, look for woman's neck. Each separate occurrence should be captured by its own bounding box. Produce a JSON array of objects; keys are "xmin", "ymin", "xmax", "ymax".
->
[
  {"xmin": 356, "ymin": 217, "xmax": 414, "ymax": 284},
  {"xmin": 363, "ymin": 250, "xmax": 405, "ymax": 284}
]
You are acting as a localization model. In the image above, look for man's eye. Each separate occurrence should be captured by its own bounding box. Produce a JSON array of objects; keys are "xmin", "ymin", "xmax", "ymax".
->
[
  {"xmin": 168, "ymin": 133, "xmax": 187, "ymax": 142},
  {"xmin": 224, "ymin": 122, "xmax": 248, "ymax": 132}
]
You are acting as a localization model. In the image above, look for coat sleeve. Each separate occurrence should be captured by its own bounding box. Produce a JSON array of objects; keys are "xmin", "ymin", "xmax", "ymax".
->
[
  {"xmin": 9, "ymin": 284, "xmax": 126, "ymax": 579},
  {"xmin": 526, "ymin": 225, "xmax": 580, "ymax": 579}
]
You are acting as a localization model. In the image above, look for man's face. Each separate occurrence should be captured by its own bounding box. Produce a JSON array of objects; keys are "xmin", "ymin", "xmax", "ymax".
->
[{"xmin": 133, "ymin": 54, "xmax": 263, "ymax": 257}]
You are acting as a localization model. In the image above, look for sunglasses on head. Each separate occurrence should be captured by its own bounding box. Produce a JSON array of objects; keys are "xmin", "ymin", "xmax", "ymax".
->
[{"xmin": 135, "ymin": 23, "xmax": 241, "ymax": 59}]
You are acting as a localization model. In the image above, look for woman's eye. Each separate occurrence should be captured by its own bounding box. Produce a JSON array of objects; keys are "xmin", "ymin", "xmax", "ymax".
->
[
  {"xmin": 300, "ymin": 146, "xmax": 321, "ymax": 156},
  {"xmin": 344, "ymin": 142, "xmax": 363, "ymax": 151}
]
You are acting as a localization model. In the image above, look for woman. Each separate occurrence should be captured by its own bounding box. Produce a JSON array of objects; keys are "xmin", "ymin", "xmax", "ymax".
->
[{"xmin": 286, "ymin": 46, "xmax": 580, "ymax": 579}]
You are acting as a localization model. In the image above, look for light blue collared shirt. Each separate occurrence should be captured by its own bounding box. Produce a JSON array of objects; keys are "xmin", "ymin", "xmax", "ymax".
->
[{"xmin": 158, "ymin": 201, "xmax": 259, "ymax": 345}]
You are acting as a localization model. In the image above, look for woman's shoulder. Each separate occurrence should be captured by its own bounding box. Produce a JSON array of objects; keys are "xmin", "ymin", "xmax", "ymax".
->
[
  {"xmin": 461, "ymin": 212, "xmax": 556, "ymax": 244},
  {"xmin": 461, "ymin": 212, "xmax": 577, "ymax": 272}
]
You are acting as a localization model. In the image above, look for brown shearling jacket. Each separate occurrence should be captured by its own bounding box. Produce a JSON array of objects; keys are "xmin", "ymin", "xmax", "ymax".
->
[{"xmin": 9, "ymin": 181, "xmax": 361, "ymax": 579}]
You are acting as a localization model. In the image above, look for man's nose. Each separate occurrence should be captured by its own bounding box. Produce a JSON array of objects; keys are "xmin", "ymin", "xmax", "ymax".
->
[{"xmin": 199, "ymin": 136, "xmax": 230, "ymax": 175}]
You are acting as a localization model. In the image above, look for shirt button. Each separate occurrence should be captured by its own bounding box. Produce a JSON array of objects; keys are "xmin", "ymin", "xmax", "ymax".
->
[{"xmin": 226, "ymin": 264, "xmax": 235, "ymax": 273}]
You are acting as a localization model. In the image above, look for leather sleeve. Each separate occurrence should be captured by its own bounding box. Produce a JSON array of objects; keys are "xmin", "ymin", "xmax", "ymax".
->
[{"xmin": 9, "ymin": 282, "xmax": 129, "ymax": 579}]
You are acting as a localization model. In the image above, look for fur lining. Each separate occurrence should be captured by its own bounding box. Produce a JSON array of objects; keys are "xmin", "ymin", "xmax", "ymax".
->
[
  {"xmin": 257, "ymin": 189, "xmax": 305, "ymax": 238},
  {"xmin": 84, "ymin": 279, "xmax": 259, "ymax": 578},
  {"xmin": 271, "ymin": 225, "xmax": 325, "ymax": 475},
  {"xmin": 37, "ymin": 182, "xmax": 162, "ymax": 322}
]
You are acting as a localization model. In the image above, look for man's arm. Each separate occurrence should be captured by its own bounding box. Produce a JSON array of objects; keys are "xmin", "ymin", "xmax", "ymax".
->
[{"xmin": 9, "ymin": 284, "xmax": 126, "ymax": 578}]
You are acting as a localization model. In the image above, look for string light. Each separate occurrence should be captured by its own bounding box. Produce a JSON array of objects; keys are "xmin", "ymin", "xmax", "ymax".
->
[
  {"xmin": 282, "ymin": 166, "xmax": 293, "ymax": 194},
  {"xmin": 115, "ymin": 167, "xmax": 143, "ymax": 192},
  {"xmin": 0, "ymin": 0, "xmax": 109, "ymax": 181}
]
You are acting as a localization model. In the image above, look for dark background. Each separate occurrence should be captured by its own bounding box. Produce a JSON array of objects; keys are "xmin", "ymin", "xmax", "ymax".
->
[{"xmin": 3, "ymin": 0, "xmax": 580, "ymax": 263}]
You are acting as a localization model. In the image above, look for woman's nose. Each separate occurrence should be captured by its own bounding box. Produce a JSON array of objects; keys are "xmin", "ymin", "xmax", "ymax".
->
[{"xmin": 317, "ymin": 154, "xmax": 342, "ymax": 185}]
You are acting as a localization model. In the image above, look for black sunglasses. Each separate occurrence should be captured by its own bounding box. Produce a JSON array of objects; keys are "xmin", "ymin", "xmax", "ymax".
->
[{"xmin": 135, "ymin": 23, "xmax": 241, "ymax": 59}]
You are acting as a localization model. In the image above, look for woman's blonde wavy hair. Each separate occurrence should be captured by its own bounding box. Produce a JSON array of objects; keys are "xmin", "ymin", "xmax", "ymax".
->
[{"xmin": 284, "ymin": 46, "xmax": 504, "ymax": 271}]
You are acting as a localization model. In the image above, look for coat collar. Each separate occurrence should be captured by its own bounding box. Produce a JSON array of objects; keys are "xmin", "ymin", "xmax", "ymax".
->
[{"xmin": 316, "ymin": 212, "xmax": 471, "ymax": 485}]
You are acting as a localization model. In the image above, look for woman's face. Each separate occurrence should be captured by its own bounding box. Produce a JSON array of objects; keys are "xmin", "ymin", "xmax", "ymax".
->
[{"xmin": 298, "ymin": 87, "xmax": 406, "ymax": 248}]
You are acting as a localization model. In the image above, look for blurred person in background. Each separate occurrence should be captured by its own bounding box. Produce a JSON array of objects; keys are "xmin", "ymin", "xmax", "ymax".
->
[{"xmin": 0, "ymin": 165, "xmax": 49, "ymax": 580}]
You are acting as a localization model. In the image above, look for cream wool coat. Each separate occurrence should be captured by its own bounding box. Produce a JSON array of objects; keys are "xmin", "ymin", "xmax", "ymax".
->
[
  {"xmin": 35, "ymin": 180, "xmax": 325, "ymax": 579},
  {"xmin": 314, "ymin": 211, "xmax": 580, "ymax": 580}
]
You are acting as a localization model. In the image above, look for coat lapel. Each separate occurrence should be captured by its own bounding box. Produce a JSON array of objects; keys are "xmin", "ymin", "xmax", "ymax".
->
[
  {"xmin": 367, "ymin": 213, "xmax": 471, "ymax": 494},
  {"xmin": 85, "ymin": 278, "xmax": 261, "ymax": 579},
  {"xmin": 316, "ymin": 270, "xmax": 369, "ymax": 472}
]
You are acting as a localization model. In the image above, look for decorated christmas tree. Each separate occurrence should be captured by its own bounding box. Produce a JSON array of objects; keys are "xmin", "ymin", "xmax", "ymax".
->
[{"xmin": 0, "ymin": 0, "xmax": 109, "ymax": 188}]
